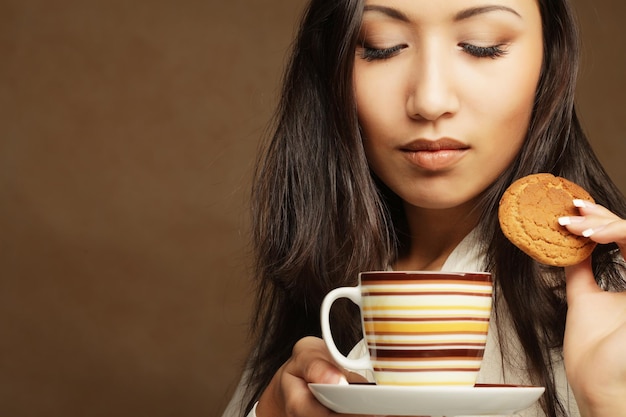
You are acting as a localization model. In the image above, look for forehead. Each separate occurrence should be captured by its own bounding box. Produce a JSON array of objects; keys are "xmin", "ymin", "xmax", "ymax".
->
[{"xmin": 360, "ymin": 0, "xmax": 541, "ymax": 22}]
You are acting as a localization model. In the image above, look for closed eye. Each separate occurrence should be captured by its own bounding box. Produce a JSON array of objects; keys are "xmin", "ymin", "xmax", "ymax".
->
[
  {"xmin": 460, "ymin": 43, "xmax": 508, "ymax": 58},
  {"xmin": 359, "ymin": 44, "xmax": 408, "ymax": 61}
]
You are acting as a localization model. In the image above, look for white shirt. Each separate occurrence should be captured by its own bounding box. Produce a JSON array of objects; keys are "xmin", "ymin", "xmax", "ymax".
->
[{"xmin": 222, "ymin": 229, "xmax": 580, "ymax": 417}]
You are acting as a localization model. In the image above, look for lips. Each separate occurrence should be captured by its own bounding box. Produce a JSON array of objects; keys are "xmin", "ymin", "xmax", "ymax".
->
[
  {"xmin": 401, "ymin": 138, "xmax": 469, "ymax": 152},
  {"xmin": 400, "ymin": 138, "xmax": 469, "ymax": 171}
]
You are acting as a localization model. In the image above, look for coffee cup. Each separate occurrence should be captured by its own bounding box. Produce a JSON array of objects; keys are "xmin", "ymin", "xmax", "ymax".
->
[{"xmin": 320, "ymin": 271, "xmax": 493, "ymax": 386}]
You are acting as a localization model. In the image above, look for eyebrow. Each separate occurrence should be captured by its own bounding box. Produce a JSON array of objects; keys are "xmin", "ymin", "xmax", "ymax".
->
[
  {"xmin": 362, "ymin": 4, "xmax": 522, "ymax": 22},
  {"xmin": 363, "ymin": 5, "xmax": 411, "ymax": 22},
  {"xmin": 454, "ymin": 5, "xmax": 522, "ymax": 21}
]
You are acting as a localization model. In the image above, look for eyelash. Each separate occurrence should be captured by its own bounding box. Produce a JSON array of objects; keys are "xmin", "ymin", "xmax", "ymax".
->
[
  {"xmin": 359, "ymin": 42, "xmax": 508, "ymax": 61},
  {"xmin": 459, "ymin": 43, "xmax": 508, "ymax": 59},
  {"xmin": 360, "ymin": 44, "xmax": 407, "ymax": 61}
]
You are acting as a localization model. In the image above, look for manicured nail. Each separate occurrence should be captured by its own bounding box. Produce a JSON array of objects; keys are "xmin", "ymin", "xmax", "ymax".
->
[
  {"xmin": 573, "ymin": 199, "xmax": 594, "ymax": 208},
  {"xmin": 582, "ymin": 224, "xmax": 605, "ymax": 238},
  {"xmin": 558, "ymin": 216, "xmax": 585, "ymax": 226}
]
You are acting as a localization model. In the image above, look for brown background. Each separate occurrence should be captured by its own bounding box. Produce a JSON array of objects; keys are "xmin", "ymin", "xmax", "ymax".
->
[{"xmin": 0, "ymin": 1, "xmax": 624, "ymax": 416}]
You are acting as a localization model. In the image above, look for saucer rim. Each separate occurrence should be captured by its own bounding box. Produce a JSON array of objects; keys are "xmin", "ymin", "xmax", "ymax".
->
[{"xmin": 308, "ymin": 382, "xmax": 546, "ymax": 416}]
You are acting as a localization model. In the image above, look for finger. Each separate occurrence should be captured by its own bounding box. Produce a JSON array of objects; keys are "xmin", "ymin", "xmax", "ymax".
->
[
  {"xmin": 559, "ymin": 218, "xmax": 625, "ymax": 242},
  {"xmin": 259, "ymin": 338, "xmax": 346, "ymax": 417},
  {"xmin": 346, "ymin": 370, "xmax": 370, "ymax": 384},
  {"xmin": 258, "ymin": 366, "xmax": 335, "ymax": 417},
  {"xmin": 577, "ymin": 220, "xmax": 626, "ymax": 248},
  {"xmin": 571, "ymin": 200, "xmax": 617, "ymax": 218},
  {"xmin": 567, "ymin": 200, "xmax": 621, "ymax": 231},
  {"xmin": 560, "ymin": 217, "xmax": 626, "ymax": 248},
  {"xmin": 291, "ymin": 337, "xmax": 347, "ymax": 384},
  {"xmin": 280, "ymin": 372, "xmax": 339, "ymax": 417},
  {"xmin": 564, "ymin": 257, "xmax": 602, "ymax": 305},
  {"xmin": 558, "ymin": 202, "xmax": 626, "ymax": 246}
]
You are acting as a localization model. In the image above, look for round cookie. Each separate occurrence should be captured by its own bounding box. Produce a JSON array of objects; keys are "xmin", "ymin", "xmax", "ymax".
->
[{"xmin": 498, "ymin": 173, "xmax": 597, "ymax": 266}]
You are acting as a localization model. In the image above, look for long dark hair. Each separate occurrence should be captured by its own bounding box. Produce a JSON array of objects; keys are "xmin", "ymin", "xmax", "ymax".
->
[{"xmin": 241, "ymin": 0, "xmax": 626, "ymax": 416}]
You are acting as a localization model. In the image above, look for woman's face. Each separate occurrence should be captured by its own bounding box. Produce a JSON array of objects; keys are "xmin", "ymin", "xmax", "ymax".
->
[{"xmin": 354, "ymin": 0, "xmax": 543, "ymax": 210}]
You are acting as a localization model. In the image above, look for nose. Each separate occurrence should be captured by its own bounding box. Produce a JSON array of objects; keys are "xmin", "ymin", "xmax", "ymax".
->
[{"xmin": 406, "ymin": 48, "xmax": 459, "ymax": 122}]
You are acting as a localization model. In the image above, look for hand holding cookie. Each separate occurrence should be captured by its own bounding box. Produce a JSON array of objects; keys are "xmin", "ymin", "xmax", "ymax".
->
[
  {"xmin": 498, "ymin": 173, "xmax": 598, "ymax": 266},
  {"xmin": 560, "ymin": 193, "xmax": 626, "ymax": 416},
  {"xmin": 558, "ymin": 199, "xmax": 626, "ymax": 253},
  {"xmin": 500, "ymin": 173, "xmax": 626, "ymax": 416}
]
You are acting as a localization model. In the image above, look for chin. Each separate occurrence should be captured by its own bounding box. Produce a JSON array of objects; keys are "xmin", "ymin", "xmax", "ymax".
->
[
  {"xmin": 403, "ymin": 185, "xmax": 485, "ymax": 209},
  {"xmin": 405, "ymin": 197, "xmax": 471, "ymax": 211}
]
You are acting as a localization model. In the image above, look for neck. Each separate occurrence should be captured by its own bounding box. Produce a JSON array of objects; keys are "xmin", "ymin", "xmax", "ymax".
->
[{"xmin": 394, "ymin": 200, "xmax": 480, "ymax": 271}]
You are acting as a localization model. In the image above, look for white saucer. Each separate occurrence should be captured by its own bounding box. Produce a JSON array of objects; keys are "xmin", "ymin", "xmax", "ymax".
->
[{"xmin": 308, "ymin": 383, "xmax": 545, "ymax": 416}]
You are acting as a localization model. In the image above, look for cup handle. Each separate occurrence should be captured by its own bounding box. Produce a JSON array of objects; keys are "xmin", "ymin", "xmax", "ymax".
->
[{"xmin": 320, "ymin": 286, "xmax": 371, "ymax": 370}]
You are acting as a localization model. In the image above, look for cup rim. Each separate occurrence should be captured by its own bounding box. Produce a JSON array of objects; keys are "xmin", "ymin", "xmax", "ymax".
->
[
  {"xmin": 359, "ymin": 270, "xmax": 491, "ymax": 276},
  {"xmin": 358, "ymin": 271, "xmax": 492, "ymax": 283}
]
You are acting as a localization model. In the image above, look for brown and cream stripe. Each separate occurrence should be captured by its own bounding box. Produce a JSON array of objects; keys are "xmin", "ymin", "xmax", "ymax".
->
[{"xmin": 359, "ymin": 271, "xmax": 492, "ymax": 386}]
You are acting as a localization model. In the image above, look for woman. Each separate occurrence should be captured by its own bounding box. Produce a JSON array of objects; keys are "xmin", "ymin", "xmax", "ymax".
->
[{"xmin": 224, "ymin": 0, "xmax": 626, "ymax": 416}]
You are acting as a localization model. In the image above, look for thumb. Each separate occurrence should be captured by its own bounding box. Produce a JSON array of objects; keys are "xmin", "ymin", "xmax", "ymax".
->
[{"xmin": 564, "ymin": 257, "xmax": 600, "ymax": 304}]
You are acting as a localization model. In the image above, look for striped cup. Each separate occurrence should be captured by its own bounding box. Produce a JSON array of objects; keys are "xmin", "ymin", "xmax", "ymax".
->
[{"xmin": 321, "ymin": 271, "xmax": 492, "ymax": 386}]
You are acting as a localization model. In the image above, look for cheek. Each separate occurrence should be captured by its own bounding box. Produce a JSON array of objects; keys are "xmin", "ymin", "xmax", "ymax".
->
[
  {"xmin": 473, "ymin": 67, "xmax": 540, "ymax": 142},
  {"xmin": 354, "ymin": 67, "xmax": 403, "ymax": 136},
  {"xmin": 355, "ymin": 86, "xmax": 381, "ymax": 137},
  {"xmin": 497, "ymin": 57, "xmax": 542, "ymax": 127},
  {"xmin": 502, "ymin": 86, "xmax": 537, "ymax": 145}
]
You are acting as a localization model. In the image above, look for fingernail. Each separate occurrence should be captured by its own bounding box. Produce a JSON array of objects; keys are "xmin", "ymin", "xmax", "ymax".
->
[
  {"xmin": 582, "ymin": 228, "xmax": 594, "ymax": 238},
  {"xmin": 573, "ymin": 199, "xmax": 594, "ymax": 208},
  {"xmin": 558, "ymin": 216, "xmax": 585, "ymax": 226},
  {"xmin": 324, "ymin": 371, "xmax": 348, "ymax": 385},
  {"xmin": 582, "ymin": 224, "xmax": 605, "ymax": 238}
]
